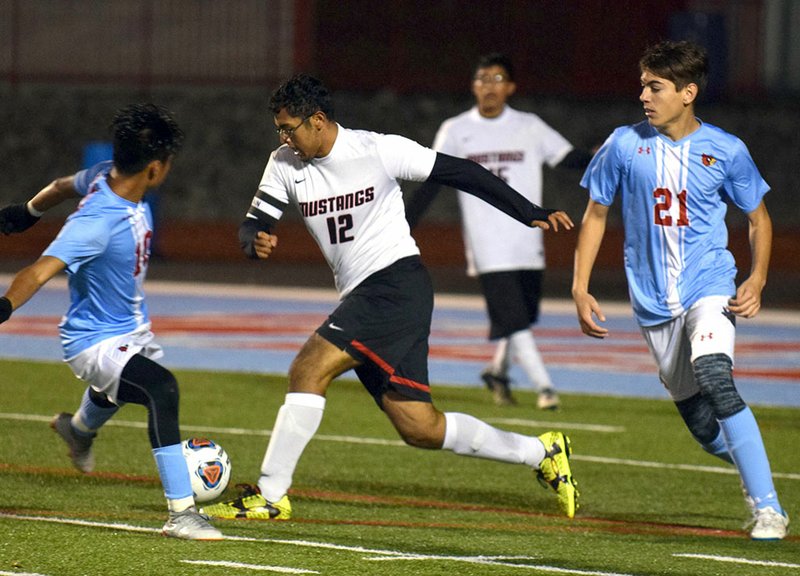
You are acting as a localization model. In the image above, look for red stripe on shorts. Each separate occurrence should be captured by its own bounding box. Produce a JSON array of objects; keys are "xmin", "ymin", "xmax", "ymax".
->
[{"xmin": 350, "ymin": 339, "xmax": 430, "ymax": 393}]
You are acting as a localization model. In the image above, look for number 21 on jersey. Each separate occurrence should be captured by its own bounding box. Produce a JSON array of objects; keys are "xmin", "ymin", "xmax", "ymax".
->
[{"xmin": 653, "ymin": 187, "xmax": 690, "ymax": 227}]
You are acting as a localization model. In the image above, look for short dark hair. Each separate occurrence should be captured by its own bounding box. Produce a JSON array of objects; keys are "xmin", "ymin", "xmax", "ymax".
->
[
  {"xmin": 475, "ymin": 52, "xmax": 515, "ymax": 82},
  {"xmin": 269, "ymin": 74, "xmax": 335, "ymax": 120},
  {"xmin": 110, "ymin": 104, "xmax": 184, "ymax": 175},
  {"xmin": 639, "ymin": 40, "xmax": 708, "ymax": 94}
]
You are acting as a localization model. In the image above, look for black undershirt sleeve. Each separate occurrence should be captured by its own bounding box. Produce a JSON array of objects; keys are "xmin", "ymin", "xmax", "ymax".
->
[
  {"xmin": 555, "ymin": 148, "xmax": 594, "ymax": 170},
  {"xmin": 404, "ymin": 181, "xmax": 441, "ymax": 229},
  {"xmin": 426, "ymin": 153, "xmax": 554, "ymax": 226}
]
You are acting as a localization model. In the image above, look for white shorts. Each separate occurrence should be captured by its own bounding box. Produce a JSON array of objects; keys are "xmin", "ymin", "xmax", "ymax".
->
[
  {"xmin": 66, "ymin": 325, "xmax": 164, "ymax": 404},
  {"xmin": 641, "ymin": 295, "xmax": 736, "ymax": 402}
]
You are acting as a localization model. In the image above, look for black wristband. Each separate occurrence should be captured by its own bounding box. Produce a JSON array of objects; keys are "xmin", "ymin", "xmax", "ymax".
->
[{"xmin": 0, "ymin": 297, "xmax": 12, "ymax": 324}]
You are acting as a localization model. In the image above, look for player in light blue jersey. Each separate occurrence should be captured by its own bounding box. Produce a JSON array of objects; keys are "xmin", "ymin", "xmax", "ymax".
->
[
  {"xmin": 0, "ymin": 104, "xmax": 222, "ymax": 540},
  {"xmin": 572, "ymin": 40, "xmax": 788, "ymax": 540}
]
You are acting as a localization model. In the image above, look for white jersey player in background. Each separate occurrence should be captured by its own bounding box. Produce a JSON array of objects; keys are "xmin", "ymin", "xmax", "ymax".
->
[
  {"xmin": 201, "ymin": 73, "xmax": 581, "ymax": 521},
  {"xmin": 406, "ymin": 53, "xmax": 593, "ymax": 409},
  {"xmin": 573, "ymin": 40, "xmax": 788, "ymax": 540}
]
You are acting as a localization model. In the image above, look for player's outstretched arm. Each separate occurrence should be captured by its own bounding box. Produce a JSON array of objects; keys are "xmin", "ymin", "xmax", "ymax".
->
[
  {"xmin": 0, "ymin": 256, "xmax": 67, "ymax": 325},
  {"xmin": 426, "ymin": 153, "xmax": 572, "ymax": 231},
  {"xmin": 728, "ymin": 201, "xmax": 772, "ymax": 318},
  {"xmin": 0, "ymin": 176, "xmax": 79, "ymax": 235},
  {"xmin": 572, "ymin": 200, "xmax": 609, "ymax": 338}
]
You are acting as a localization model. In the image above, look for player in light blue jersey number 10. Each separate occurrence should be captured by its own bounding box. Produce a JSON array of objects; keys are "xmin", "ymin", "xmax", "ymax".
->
[
  {"xmin": 0, "ymin": 104, "xmax": 222, "ymax": 541},
  {"xmin": 572, "ymin": 40, "xmax": 788, "ymax": 540}
]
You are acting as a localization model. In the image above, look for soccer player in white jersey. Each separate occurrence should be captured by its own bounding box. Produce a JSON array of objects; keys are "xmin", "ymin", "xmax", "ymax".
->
[
  {"xmin": 572, "ymin": 41, "xmax": 788, "ymax": 540},
  {"xmin": 0, "ymin": 105, "xmax": 222, "ymax": 541},
  {"xmin": 406, "ymin": 53, "xmax": 593, "ymax": 409},
  {"xmin": 201, "ymin": 74, "xmax": 580, "ymax": 520}
]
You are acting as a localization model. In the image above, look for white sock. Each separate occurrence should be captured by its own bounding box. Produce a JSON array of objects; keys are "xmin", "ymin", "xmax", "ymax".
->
[
  {"xmin": 442, "ymin": 412, "xmax": 546, "ymax": 468},
  {"xmin": 488, "ymin": 338, "xmax": 510, "ymax": 375},
  {"xmin": 509, "ymin": 329, "xmax": 553, "ymax": 391},
  {"xmin": 258, "ymin": 392, "xmax": 326, "ymax": 502},
  {"xmin": 167, "ymin": 496, "xmax": 195, "ymax": 513}
]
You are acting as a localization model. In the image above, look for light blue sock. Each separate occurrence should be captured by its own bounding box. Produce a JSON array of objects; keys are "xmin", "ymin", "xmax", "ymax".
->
[
  {"xmin": 153, "ymin": 443, "xmax": 193, "ymax": 500},
  {"xmin": 73, "ymin": 387, "xmax": 119, "ymax": 437},
  {"xmin": 719, "ymin": 407, "xmax": 782, "ymax": 511},
  {"xmin": 702, "ymin": 429, "xmax": 734, "ymax": 464}
]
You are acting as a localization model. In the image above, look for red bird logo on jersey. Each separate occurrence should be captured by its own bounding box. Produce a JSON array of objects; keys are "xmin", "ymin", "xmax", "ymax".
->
[{"xmin": 702, "ymin": 154, "xmax": 717, "ymax": 166}]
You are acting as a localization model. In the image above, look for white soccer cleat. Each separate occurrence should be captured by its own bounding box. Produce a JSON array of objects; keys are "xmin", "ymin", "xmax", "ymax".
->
[
  {"xmin": 537, "ymin": 388, "xmax": 560, "ymax": 410},
  {"xmin": 748, "ymin": 506, "xmax": 789, "ymax": 541},
  {"xmin": 162, "ymin": 507, "xmax": 223, "ymax": 541}
]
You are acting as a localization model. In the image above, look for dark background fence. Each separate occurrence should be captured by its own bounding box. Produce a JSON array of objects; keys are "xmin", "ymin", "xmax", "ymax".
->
[{"xmin": 1, "ymin": 0, "xmax": 798, "ymax": 304}]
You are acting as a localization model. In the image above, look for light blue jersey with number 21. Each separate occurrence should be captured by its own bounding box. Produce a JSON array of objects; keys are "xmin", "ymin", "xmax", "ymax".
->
[{"xmin": 580, "ymin": 120, "xmax": 769, "ymax": 326}]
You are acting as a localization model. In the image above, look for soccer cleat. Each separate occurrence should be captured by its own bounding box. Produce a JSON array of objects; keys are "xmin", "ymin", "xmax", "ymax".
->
[
  {"xmin": 481, "ymin": 369, "xmax": 516, "ymax": 406},
  {"xmin": 162, "ymin": 507, "xmax": 224, "ymax": 540},
  {"xmin": 536, "ymin": 431, "xmax": 579, "ymax": 518},
  {"xmin": 199, "ymin": 483, "xmax": 291, "ymax": 520},
  {"xmin": 537, "ymin": 388, "xmax": 560, "ymax": 410},
  {"xmin": 50, "ymin": 412, "xmax": 95, "ymax": 473},
  {"xmin": 748, "ymin": 506, "xmax": 789, "ymax": 541}
]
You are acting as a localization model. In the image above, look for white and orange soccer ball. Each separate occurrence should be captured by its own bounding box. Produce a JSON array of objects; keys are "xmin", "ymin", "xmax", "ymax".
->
[{"xmin": 181, "ymin": 438, "xmax": 231, "ymax": 503}]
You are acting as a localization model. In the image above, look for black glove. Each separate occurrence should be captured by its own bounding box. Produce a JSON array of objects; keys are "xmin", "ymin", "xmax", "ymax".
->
[
  {"xmin": 0, "ymin": 297, "xmax": 12, "ymax": 324},
  {"xmin": 0, "ymin": 203, "xmax": 40, "ymax": 235}
]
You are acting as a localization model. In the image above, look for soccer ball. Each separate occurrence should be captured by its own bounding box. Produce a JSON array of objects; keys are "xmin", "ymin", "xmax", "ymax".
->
[{"xmin": 182, "ymin": 438, "xmax": 231, "ymax": 503}]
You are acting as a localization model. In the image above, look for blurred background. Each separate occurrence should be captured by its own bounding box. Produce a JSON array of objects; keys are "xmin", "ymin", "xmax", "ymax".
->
[{"xmin": 1, "ymin": 0, "xmax": 798, "ymax": 306}]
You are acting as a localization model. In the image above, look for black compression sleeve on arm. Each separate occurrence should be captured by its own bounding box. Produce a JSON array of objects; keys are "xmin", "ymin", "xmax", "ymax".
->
[
  {"xmin": 555, "ymin": 148, "xmax": 594, "ymax": 170},
  {"xmin": 404, "ymin": 181, "xmax": 442, "ymax": 230},
  {"xmin": 238, "ymin": 217, "xmax": 273, "ymax": 259},
  {"xmin": 426, "ymin": 153, "xmax": 554, "ymax": 225}
]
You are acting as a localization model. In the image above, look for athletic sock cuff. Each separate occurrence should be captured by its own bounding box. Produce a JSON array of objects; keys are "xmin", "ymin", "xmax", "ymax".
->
[{"xmin": 284, "ymin": 392, "xmax": 326, "ymax": 410}]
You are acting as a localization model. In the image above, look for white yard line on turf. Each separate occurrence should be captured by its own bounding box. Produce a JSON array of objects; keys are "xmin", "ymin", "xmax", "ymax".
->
[
  {"xmin": 486, "ymin": 418, "xmax": 625, "ymax": 433},
  {"xmin": 673, "ymin": 553, "xmax": 800, "ymax": 569},
  {"xmin": 181, "ymin": 560, "xmax": 319, "ymax": 574},
  {"xmin": 2, "ymin": 411, "xmax": 799, "ymax": 481},
  {"xmin": 0, "ymin": 512, "xmax": 637, "ymax": 576}
]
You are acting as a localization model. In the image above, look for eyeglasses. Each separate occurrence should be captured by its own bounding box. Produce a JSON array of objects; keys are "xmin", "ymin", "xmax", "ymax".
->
[
  {"xmin": 276, "ymin": 114, "xmax": 313, "ymax": 140},
  {"xmin": 473, "ymin": 73, "xmax": 509, "ymax": 85}
]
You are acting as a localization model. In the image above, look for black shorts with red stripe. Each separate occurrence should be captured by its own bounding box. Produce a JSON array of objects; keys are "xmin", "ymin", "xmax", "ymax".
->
[{"xmin": 316, "ymin": 255, "xmax": 433, "ymax": 407}]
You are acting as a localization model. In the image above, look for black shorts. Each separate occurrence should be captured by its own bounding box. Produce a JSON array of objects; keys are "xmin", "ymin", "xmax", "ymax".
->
[
  {"xmin": 478, "ymin": 269, "xmax": 544, "ymax": 340},
  {"xmin": 316, "ymin": 256, "xmax": 434, "ymax": 407}
]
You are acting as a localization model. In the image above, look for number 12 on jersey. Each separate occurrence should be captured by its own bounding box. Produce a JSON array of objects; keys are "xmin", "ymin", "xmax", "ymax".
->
[{"xmin": 326, "ymin": 214, "xmax": 355, "ymax": 244}]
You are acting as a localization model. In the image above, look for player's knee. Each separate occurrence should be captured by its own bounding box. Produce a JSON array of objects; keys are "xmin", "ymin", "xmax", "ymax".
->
[
  {"xmin": 118, "ymin": 354, "xmax": 179, "ymax": 414},
  {"xmin": 288, "ymin": 335, "xmax": 352, "ymax": 394},
  {"xmin": 397, "ymin": 427, "xmax": 441, "ymax": 449},
  {"xmin": 388, "ymin": 403, "xmax": 445, "ymax": 449},
  {"xmin": 692, "ymin": 353, "xmax": 746, "ymax": 419},
  {"xmin": 89, "ymin": 386, "xmax": 117, "ymax": 408},
  {"xmin": 674, "ymin": 393, "xmax": 720, "ymax": 445},
  {"xmin": 153, "ymin": 369, "xmax": 179, "ymax": 413}
]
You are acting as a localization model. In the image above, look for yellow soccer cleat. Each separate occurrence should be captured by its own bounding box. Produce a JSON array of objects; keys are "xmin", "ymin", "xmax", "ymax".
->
[
  {"xmin": 536, "ymin": 431, "xmax": 579, "ymax": 518},
  {"xmin": 199, "ymin": 483, "xmax": 291, "ymax": 520}
]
